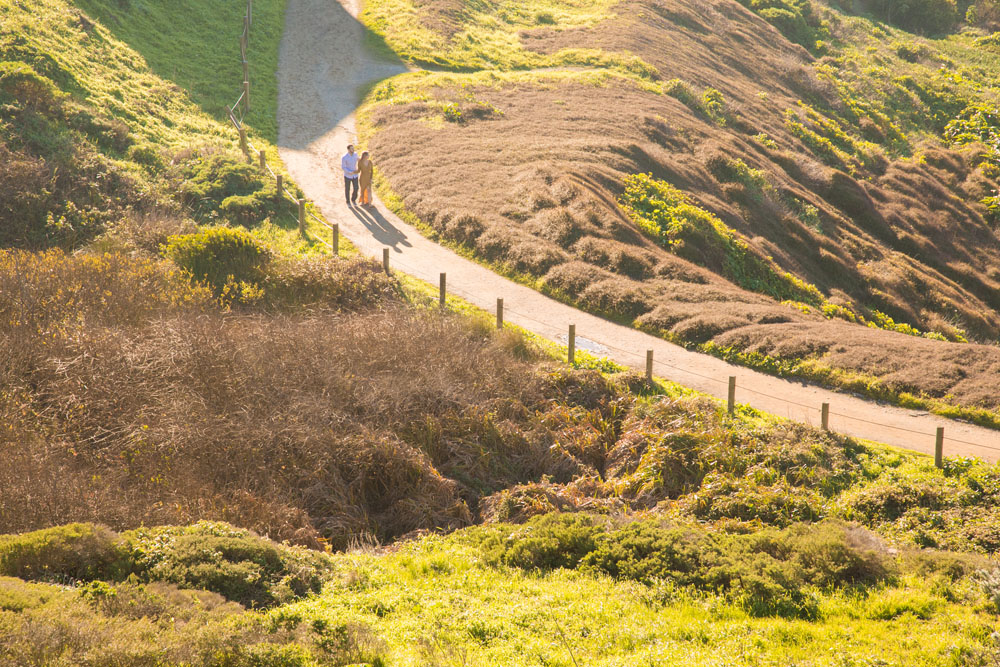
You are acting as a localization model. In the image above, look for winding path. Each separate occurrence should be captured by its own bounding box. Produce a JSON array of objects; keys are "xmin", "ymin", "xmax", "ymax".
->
[{"xmin": 276, "ymin": 0, "xmax": 1000, "ymax": 462}]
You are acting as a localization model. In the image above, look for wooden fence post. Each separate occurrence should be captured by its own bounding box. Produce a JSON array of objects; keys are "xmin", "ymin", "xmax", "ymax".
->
[
  {"xmin": 275, "ymin": 174, "xmax": 282, "ymax": 200},
  {"xmin": 821, "ymin": 403, "xmax": 830, "ymax": 431},
  {"xmin": 243, "ymin": 80, "xmax": 250, "ymax": 114},
  {"xmin": 297, "ymin": 199, "xmax": 305, "ymax": 236},
  {"xmin": 439, "ymin": 273, "xmax": 446, "ymax": 308},
  {"xmin": 645, "ymin": 350, "xmax": 653, "ymax": 384},
  {"xmin": 242, "ymin": 59, "xmax": 249, "ymax": 87},
  {"xmin": 239, "ymin": 127, "xmax": 249, "ymax": 157},
  {"xmin": 727, "ymin": 376, "xmax": 736, "ymax": 415},
  {"xmin": 935, "ymin": 427, "xmax": 944, "ymax": 469},
  {"xmin": 258, "ymin": 149, "xmax": 266, "ymax": 170},
  {"xmin": 332, "ymin": 224, "xmax": 339, "ymax": 255},
  {"xmin": 496, "ymin": 298, "xmax": 504, "ymax": 329},
  {"xmin": 568, "ymin": 324, "xmax": 576, "ymax": 365},
  {"xmin": 382, "ymin": 248, "xmax": 390, "ymax": 274}
]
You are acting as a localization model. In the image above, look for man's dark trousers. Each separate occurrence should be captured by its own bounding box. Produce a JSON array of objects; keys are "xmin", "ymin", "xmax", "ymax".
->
[{"xmin": 345, "ymin": 176, "xmax": 359, "ymax": 204}]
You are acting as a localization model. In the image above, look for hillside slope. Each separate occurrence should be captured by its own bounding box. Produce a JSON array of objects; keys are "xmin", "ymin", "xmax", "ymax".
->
[
  {"xmin": 0, "ymin": 0, "xmax": 327, "ymax": 250},
  {"xmin": 357, "ymin": 0, "xmax": 1000, "ymax": 419}
]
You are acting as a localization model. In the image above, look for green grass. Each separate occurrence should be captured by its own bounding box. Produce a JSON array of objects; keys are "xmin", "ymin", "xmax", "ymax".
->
[
  {"xmin": 267, "ymin": 528, "xmax": 996, "ymax": 666},
  {"xmin": 0, "ymin": 0, "xmax": 332, "ymax": 254},
  {"xmin": 71, "ymin": 0, "xmax": 287, "ymax": 142},
  {"xmin": 361, "ymin": 0, "xmax": 656, "ymax": 78},
  {"xmin": 5, "ymin": 516, "xmax": 999, "ymax": 665}
]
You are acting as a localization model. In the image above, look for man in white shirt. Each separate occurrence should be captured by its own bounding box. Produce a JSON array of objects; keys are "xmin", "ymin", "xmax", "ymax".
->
[{"xmin": 341, "ymin": 144, "xmax": 360, "ymax": 206}]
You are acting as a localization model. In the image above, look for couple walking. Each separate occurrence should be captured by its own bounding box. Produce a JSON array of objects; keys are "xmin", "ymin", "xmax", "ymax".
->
[{"xmin": 341, "ymin": 144, "xmax": 373, "ymax": 207}]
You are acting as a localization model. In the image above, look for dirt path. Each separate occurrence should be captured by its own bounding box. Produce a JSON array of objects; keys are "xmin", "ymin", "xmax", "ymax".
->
[{"xmin": 277, "ymin": 0, "xmax": 1000, "ymax": 462}]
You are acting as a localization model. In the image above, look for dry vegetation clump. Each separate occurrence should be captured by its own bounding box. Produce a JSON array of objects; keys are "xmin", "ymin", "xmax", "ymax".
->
[{"xmin": 362, "ymin": 0, "xmax": 1000, "ymax": 415}]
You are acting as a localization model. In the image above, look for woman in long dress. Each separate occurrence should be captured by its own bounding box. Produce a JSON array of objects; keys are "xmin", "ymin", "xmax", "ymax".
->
[{"xmin": 358, "ymin": 151, "xmax": 374, "ymax": 207}]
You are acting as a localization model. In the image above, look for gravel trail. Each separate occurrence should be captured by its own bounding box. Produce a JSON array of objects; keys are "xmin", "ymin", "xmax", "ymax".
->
[{"xmin": 277, "ymin": 0, "xmax": 1000, "ymax": 462}]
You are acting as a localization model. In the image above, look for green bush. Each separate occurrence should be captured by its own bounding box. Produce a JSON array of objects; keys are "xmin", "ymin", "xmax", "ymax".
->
[
  {"xmin": 839, "ymin": 480, "xmax": 947, "ymax": 522},
  {"xmin": 119, "ymin": 522, "xmax": 332, "ymax": 608},
  {"xmin": 0, "ymin": 523, "xmax": 125, "ymax": 582},
  {"xmin": 759, "ymin": 7, "xmax": 813, "ymax": 47},
  {"xmin": 869, "ymin": 0, "xmax": 958, "ymax": 34},
  {"xmin": 679, "ymin": 474, "xmax": 824, "ymax": 526},
  {"xmin": 483, "ymin": 513, "xmax": 604, "ymax": 570},
  {"xmin": 484, "ymin": 515, "xmax": 893, "ymax": 619},
  {"xmin": 175, "ymin": 152, "xmax": 280, "ymax": 225},
  {"xmin": 968, "ymin": 1, "xmax": 1000, "ymax": 30},
  {"xmin": 737, "ymin": 0, "xmax": 819, "ymax": 48},
  {"xmin": 0, "ymin": 522, "xmax": 332, "ymax": 608},
  {"xmin": 164, "ymin": 226, "xmax": 271, "ymax": 295},
  {"xmin": 0, "ymin": 60, "xmax": 63, "ymax": 112}
]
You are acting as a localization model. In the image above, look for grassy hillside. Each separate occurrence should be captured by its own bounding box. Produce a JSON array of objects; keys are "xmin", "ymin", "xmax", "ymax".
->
[
  {"xmin": 356, "ymin": 0, "xmax": 1000, "ymax": 425},
  {"xmin": 7, "ymin": 0, "xmax": 1000, "ymax": 663},
  {"xmin": 0, "ymin": 0, "xmax": 333, "ymax": 250}
]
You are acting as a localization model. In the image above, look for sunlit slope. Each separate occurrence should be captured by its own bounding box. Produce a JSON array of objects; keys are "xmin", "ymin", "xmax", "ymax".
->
[
  {"xmin": 0, "ymin": 0, "xmax": 286, "ymax": 247},
  {"xmin": 357, "ymin": 0, "xmax": 1000, "ymax": 421}
]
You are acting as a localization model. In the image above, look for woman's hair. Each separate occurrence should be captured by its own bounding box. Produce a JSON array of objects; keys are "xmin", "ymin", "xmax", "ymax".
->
[{"xmin": 361, "ymin": 151, "xmax": 370, "ymax": 159}]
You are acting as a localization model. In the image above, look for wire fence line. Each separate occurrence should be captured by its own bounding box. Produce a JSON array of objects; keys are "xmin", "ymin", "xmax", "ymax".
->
[{"xmin": 222, "ymin": 1, "xmax": 999, "ymax": 462}]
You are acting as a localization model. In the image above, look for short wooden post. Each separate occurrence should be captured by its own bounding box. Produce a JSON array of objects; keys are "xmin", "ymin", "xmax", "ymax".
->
[
  {"xmin": 645, "ymin": 350, "xmax": 653, "ymax": 384},
  {"xmin": 727, "ymin": 376, "xmax": 736, "ymax": 415},
  {"xmin": 382, "ymin": 248, "xmax": 390, "ymax": 274},
  {"xmin": 332, "ymin": 224, "xmax": 339, "ymax": 255},
  {"xmin": 568, "ymin": 324, "xmax": 576, "ymax": 365},
  {"xmin": 496, "ymin": 298, "xmax": 504, "ymax": 329},
  {"xmin": 438, "ymin": 273, "xmax": 446, "ymax": 308},
  {"xmin": 275, "ymin": 174, "xmax": 283, "ymax": 200},
  {"xmin": 258, "ymin": 149, "xmax": 266, "ymax": 170},
  {"xmin": 239, "ymin": 127, "xmax": 249, "ymax": 157},
  {"xmin": 297, "ymin": 199, "xmax": 305, "ymax": 236},
  {"xmin": 242, "ymin": 59, "xmax": 249, "ymax": 86},
  {"xmin": 935, "ymin": 427, "xmax": 944, "ymax": 469},
  {"xmin": 821, "ymin": 403, "xmax": 830, "ymax": 431},
  {"xmin": 247, "ymin": 0, "xmax": 252, "ymax": 27},
  {"xmin": 244, "ymin": 15, "xmax": 249, "ymax": 43},
  {"xmin": 243, "ymin": 80, "xmax": 250, "ymax": 114}
]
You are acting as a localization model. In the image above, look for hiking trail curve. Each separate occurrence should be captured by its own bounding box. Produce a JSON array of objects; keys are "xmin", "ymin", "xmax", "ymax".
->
[{"xmin": 276, "ymin": 0, "xmax": 1000, "ymax": 462}]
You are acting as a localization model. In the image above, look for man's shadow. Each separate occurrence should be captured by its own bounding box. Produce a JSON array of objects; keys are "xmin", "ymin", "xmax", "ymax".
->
[{"xmin": 350, "ymin": 205, "xmax": 412, "ymax": 250}]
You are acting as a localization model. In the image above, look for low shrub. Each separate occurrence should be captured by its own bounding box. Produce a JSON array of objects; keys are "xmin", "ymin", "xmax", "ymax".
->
[
  {"xmin": 736, "ymin": 0, "xmax": 819, "ymax": 48},
  {"xmin": 261, "ymin": 254, "xmax": 398, "ymax": 311},
  {"xmin": 119, "ymin": 522, "xmax": 333, "ymax": 608},
  {"xmin": 483, "ymin": 515, "xmax": 894, "ymax": 619},
  {"xmin": 869, "ymin": 0, "xmax": 958, "ymax": 35},
  {"xmin": 968, "ymin": 2, "xmax": 1000, "ymax": 31},
  {"xmin": 678, "ymin": 474, "xmax": 825, "ymax": 526},
  {"xmin": 0, "ymin": 523, "xmax": 124, "ymax": 582},
  {"xmin": 483, "ymin": 513, "xmax": 604, "ymax": 570},
  {"xmin": 173, "ymin": 152, "xmax": 282, "ymax": 225},
  {"xmin": 0, "ymin": 521, "xmax": 332, "ymax": 609},
  {"xmin": 163, "ymin": 226, "xmax": 271, "ymax": 295}
]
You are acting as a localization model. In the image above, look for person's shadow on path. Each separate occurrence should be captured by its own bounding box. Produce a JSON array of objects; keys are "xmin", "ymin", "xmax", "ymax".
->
[{"xmin": 350, "ymin": 205, "xmax": 412, "ymax": 251}]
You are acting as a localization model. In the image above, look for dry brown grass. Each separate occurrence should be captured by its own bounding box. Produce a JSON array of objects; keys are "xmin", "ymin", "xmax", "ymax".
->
[
  {"xmin": 2, "ymin": 247, "xmax": 655, "ymax": 546},
  {"xmin": 364, "ymin": 0, "xmax": 1000, "ymax": 411}
]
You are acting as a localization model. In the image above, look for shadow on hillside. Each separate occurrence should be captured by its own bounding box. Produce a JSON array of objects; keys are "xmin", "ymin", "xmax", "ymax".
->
[{"xmin": 71, "ymin": 0, "xmax": 406, "ymax": 144}]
